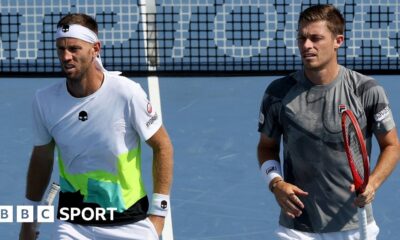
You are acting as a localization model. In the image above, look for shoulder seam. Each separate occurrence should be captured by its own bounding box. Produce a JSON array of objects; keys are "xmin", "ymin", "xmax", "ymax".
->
[{"xmin": 265, "ymin": 75, "xmax": 297, "ymax": 99}]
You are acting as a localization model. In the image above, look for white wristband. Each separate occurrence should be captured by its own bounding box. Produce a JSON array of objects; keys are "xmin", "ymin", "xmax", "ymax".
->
[
  {"xmin": 148, "ymin": 193, "xmax": 170, "ymax": 217},
  {"xmin": 260, "ymin": 160, "xmax": 282, "ymax": 187}
]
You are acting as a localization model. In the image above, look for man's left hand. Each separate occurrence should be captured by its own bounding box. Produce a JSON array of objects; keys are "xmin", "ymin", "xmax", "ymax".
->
[{"xmin": 350, "ymin": 184, "xmax": 376, "ymax": 207}]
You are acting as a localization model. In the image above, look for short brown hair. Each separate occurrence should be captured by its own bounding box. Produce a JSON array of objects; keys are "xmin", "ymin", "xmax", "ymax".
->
[
  {"xmin": 57, "ymin": 13, "xmax": 98, "ymax": 34},
  {"xmin": 298, "ymin": 4, "xmax": 344, "ymax": 36}
]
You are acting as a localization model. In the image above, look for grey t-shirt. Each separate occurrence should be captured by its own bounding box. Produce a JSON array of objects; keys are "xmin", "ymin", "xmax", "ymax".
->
[{"xmin": 258, "ymin": 66, "xmax": 395, "ymax": 233}]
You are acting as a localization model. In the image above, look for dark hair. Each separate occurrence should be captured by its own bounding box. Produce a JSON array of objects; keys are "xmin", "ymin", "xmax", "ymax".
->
[
  {"xmin": 298, "ymin": 4, "xmax": 345, "ymax": 36},
  {"xmin": 57, "ymin": 13, "xmax": 98, "ymax": 34}
]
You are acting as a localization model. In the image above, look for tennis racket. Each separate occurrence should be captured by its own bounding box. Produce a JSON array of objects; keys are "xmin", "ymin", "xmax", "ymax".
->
[
  {"xmin": 341, "ymin": 109, "xmax": 370, "ymax": 240},
  {"xmin": 35, "ymin": 182, "xmax": 60, "ymax": 238}
]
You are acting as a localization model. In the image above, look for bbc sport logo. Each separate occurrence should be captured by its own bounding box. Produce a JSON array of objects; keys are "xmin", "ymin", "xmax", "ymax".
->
[{"xmin": 0, "ymin": 205, "xmax": 117, "ymax": 223}]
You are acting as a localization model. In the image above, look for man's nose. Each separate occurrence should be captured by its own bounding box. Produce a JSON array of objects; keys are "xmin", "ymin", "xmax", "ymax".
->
[
  {"xmin": 60, "ymin": 50, "xmax": 73, "ymax": 62},
  {"xmin": 302, "ymin": 38, "xmax": 313, "ymax": 49}
]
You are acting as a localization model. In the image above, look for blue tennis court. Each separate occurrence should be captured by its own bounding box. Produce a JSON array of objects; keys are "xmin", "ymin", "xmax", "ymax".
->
[{"xmin": 0, "ymin": 75, "xmax": 399, "ymax": 239}]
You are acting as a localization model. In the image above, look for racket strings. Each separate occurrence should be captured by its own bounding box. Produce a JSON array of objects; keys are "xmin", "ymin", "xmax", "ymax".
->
[{"xmin": 347, "ymin": 120, "xmax": 365, "ymax": 180}]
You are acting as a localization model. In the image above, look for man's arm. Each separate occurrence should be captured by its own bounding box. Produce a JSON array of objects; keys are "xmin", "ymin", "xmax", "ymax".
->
[
  {"xmin": 26, "ymin": 141, "xmax": 55, "ymax": 200},
  {"xmin": 147, "ymin": 125, "xmax": 174, "ymax": 195},
  {"xmin": 354, "ymin": 128, "xmax": 400, "ymax": 206},
  {"xmin": 146, "ymin": 125, "xmax": 174, "ymax": 234},
  {"xmin": 19, "ymin": 141, "xmax": 55, "ymax": 240},
  {"xmin": 257, "ymin": 133, "xmax": 308, "ymax": 218},
  {"xmin": 257, "ymin": 132, "xmax": 281, "ymax": 167}
]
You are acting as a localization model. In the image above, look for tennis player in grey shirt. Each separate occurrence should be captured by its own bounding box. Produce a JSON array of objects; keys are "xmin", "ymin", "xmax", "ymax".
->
[{"xmin": 257, "ymin": 4, "xmax": 400, "ymax": 239}]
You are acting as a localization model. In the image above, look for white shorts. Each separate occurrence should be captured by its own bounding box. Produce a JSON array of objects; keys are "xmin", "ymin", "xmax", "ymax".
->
[
  {"xmin": 275, "ymin": 221, "xmax": 380, "ymax": 240},
  {"xmin": 52, "ymin": 218, "xmax": 159, "ymax": 240}
]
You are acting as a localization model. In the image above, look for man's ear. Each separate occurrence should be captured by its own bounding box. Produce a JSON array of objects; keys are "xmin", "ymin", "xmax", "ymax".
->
[
  {"xmin": 93, "ymin": 41, "xmax": 101, "ymax": 57},
  {"xmin": 334, "ymin": 34, "xmax": 344, "ymax": 50}
]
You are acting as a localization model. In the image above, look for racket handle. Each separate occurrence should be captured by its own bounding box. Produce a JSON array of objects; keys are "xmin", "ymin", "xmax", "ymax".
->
[
  {"xmin": 35, "ymin": 183, "xmax": 60, "ymax": 236},
  {"xmin": 358, "ymin": 207, "xmax": 368, "ymax": 240}
]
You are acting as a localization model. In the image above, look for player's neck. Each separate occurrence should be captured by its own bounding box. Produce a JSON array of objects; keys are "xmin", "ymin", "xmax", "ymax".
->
[
  {"xmin": 66, "ymin": 68, "xmax": 104, "ymax": 98},
  {"xmin": 304, "ymin": 63, "xmax": 340, "ymax": 86}
]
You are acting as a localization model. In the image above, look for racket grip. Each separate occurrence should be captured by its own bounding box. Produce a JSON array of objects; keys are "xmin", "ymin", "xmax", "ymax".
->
[
  {"xmin": 35, "ymin": 183, "xmax": 60, "ymax": 235},
  {"xmin": 358, "ymin": 207, "xmax": 368, "ymax": 240}
]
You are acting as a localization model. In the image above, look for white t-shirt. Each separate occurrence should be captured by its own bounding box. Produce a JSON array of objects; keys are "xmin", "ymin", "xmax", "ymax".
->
[
  {"xmin": 33, "ymin": 73, "xmax": 161, "ymax": 172},
  {"xmin": 32, "ymin": 73, "xmax": 162, "ymax": 224}
]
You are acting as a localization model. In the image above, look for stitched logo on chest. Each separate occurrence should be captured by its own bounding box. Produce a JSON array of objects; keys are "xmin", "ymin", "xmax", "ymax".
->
[
  {"xmin": 339, "ymin": 104, "xmax": 347, "ymax": 114},
  {"xmin": 78, "ymin": 111, "xmax": 88, "ymax": 122}
]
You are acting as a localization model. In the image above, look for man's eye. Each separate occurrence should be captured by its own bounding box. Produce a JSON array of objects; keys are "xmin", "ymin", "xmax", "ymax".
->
[
  {"xmin": 69, "ymin": 47, "xmax": 80, "ymax": 52},
  {"xmin": 311, "ymin": 36, "xmax": 323, "ymax": 42}
]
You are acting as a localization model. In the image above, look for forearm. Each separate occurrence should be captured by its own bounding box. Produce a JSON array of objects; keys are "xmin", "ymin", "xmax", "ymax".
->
[
  {"xmin": 259, "ymin": 151, "xmax": 283, "ymax": 190},
  {"xmin": 369, "ymin": 145, "xmax": 399, "ymax": 191},
  {"xmin": 152, "ymin": 135, "xmax": 174, "ymax": 195},
  {"xmin": 25, "ymin": 144, "xmax": 55, "ymax": 201},
  {"xmin": 257, "ymin": 134, "xmax": 282, "ymax": 190},
  {"xmin": 26, "ymin": 159, "xmax": 53, "ymax": 201},
  {"xmin": 147, "ymin": 133, "xmax": 173, "ymax": 234},
  {"xmin": 257, "ymin": 142, "xmax": 280, "ymax": 166}
]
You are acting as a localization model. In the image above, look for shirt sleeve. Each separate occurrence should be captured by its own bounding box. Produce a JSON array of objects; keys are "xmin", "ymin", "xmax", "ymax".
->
[
  {"xmin": 258, "ymin": 92, "xmax": 282, "ymax": 142},
  {"xmin": 32, "ymin": 93, "xmax": 52, "ymax": 146},
  {"xmin": 129, "ymin": 84, "xmax": 162, "ymax": 141},
  {"xmin": 362, "ymin": 82, "xmax": 396, "ymax": 135}
]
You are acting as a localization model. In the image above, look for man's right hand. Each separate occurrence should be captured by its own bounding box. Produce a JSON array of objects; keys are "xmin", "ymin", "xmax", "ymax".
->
[
  {"xmin": 19, "ymin": 222, "xmax": 38, "ymax": 240},
  {"xmin": 272, "ymin": 181, "xmax": 308, "ymax": 218}
]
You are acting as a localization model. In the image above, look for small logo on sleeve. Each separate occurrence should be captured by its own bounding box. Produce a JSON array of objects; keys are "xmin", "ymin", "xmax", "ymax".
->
[
  {"xmin": 259, "ymin": 112, "xmax": 265, "ymax": 124},
  {"xmin": 147, "ymin": 103, "xmax": 153, "ymax": 115},
  {"xmin": 374, "ymin": 106, "xmax": 390, "ymax": 122},
  {"xmin": 146, "ymin": 113, "xmax": 158, "ymax": 127}
]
